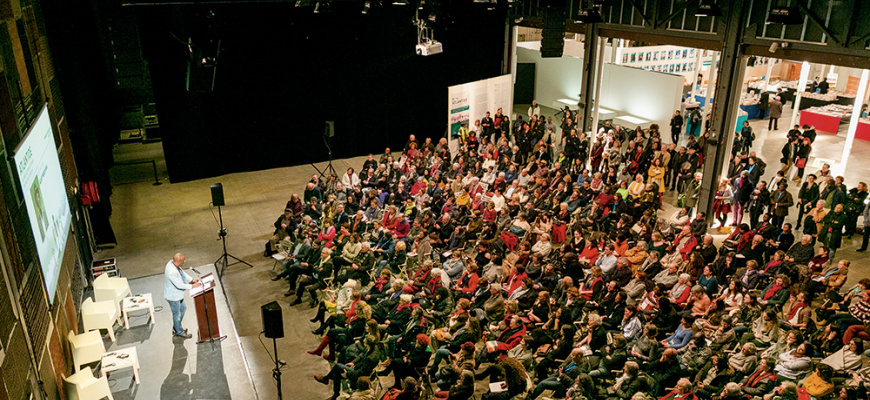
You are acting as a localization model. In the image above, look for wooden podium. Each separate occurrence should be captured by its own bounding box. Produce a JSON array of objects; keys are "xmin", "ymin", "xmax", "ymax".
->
[{"xmin": 191, "ymin": 273, "xmax": 225, "ymax": 343}]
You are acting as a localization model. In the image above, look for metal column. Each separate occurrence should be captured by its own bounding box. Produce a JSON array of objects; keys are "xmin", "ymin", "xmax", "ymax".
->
[
  {"xmin": 580, "ymin": 23, "xmax": 600, "ymax": 134},
  {"xmin": 698, "ymin": 4, "xmax": 749, "ymax": 223}
]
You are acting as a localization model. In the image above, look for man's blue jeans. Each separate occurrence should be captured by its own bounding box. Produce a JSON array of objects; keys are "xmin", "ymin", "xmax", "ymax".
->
[{"xmin": 168, "ymin": 299, "xmax": 186, "ymax": 335}]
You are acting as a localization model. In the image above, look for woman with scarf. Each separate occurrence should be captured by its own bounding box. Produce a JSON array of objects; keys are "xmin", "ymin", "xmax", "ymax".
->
[
  {"xmin": 781, "ymin": 292, "xmax": 812, "ymax": 331},
  {"xmin": 758, "ymin": 275, "xmax": 790, "ymax": 309},
  {"xmin": 758, "ymin": 251, "xmax": 784, "ymax": 284},
  {"xmin": 364, "ymin": 269, "xmax": 393, "ymax": 303},
  {"xmin": 738, "ymin": 358, "xmax": 778, "ymax": 398}
]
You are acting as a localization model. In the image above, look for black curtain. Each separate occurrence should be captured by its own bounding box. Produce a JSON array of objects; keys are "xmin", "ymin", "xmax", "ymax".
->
[{"xmin": 136, "ymin": 2, "xmax": 507, "ymax": 182}]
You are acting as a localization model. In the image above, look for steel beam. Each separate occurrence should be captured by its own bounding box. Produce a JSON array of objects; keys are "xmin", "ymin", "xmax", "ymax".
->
[
  {"xmin": 794, "ymin": 0, "xmax": 843, "ymax": 46},
  {"xmin": 579, "ymin": 22, "xmax": 599, "ymax": 133},
  {"xmin": 698, "ymin": 8, "xmax": 748, "ymax": 225}
]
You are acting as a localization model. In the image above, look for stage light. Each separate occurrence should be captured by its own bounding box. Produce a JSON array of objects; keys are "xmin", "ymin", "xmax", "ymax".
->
[
  {"xmin": 767, "ymin": 7, "xmax": 802, "ymax": 25},
  {"xmin": 417, "ymin": 0, "xmax": 425, "ymax": 9},
  {"xmin": 574, "ymin": 8, "xmax": 603, "ymax": 24},
  {"xmin": 362, "ymin": 1, "xmax": 370, "ymax": 13},
  {"xmin": 695, "ymin": 1, "xmax": 721, "ymax": 17},
  {"xmin": 314, "ymin": 2, "xmax": 320, "ymax": 12},
  {"xmin": 428, "ymin": 13, "xmax": 436, "ymax": 23},
  {"xmin": 769, "ymin": 42, "xmax": 779, "ymax": 53},
  {"xmin": 393, "ymin": 0, "xmax": 408, "ymax": 5}
]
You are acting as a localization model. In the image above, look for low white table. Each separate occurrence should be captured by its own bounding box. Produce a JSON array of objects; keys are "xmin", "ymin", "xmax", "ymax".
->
[
  {"xmin": 121, "ymin": 293, "xmax": 155, "ymax": 329},
  {"xmin": 101, "ymin": 347, "xmax": 140, "ymax": 384}
]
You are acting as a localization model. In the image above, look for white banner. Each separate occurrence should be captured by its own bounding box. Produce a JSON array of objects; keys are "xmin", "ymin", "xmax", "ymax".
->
[{"xmin": 447, "ymin": 74, "xmax": 514, "ymax": 154}]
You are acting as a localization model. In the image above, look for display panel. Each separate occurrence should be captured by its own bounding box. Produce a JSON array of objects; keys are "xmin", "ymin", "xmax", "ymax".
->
[{"xmin": 14, "ymin": 106, "xmax": 71, "ymax": 303}]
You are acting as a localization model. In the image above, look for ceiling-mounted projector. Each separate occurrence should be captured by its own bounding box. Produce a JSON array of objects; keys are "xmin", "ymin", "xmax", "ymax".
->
[{"xmin": 416, "ymin": 41, "xmax": 443, "ymax": 56}]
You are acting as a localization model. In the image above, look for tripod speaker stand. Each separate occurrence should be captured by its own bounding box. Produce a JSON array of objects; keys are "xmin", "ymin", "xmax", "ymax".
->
[
  {"xmin": 311, "ymin": 120, "xmax": 339, "ymax": 182},
  {"xmin": 211, "ymin": 183, "xmax": 253, "ymax": 277}
]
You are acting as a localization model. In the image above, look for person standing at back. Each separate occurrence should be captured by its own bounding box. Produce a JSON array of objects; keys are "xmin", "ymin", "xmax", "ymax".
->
[
  {"xmin": 768, "ymin": 96, "xmax": 783, "ymax": 131},
  {"xmin": 669, "ymin": 110, "xmax": 683, "ymax": 145},
  {"xmin": 164, "ymin": 253, "xmax": 200, "ymax": 339}
]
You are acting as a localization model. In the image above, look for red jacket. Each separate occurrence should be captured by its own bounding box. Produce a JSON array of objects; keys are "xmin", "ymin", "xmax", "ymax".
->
[
  {"xmin": 676, "ymin": 233, "xmax": 697, "ymax": 260},
  {"xmin": 505, "ymin": 271, "xmax": 527, "ymax": 296},
  {"xmin": 494, "ymin": 324, "xmax": 527, "ymax": 353},
  {"xmin": 457, "ymin": 271, "xmax": 479, "ymax": 294}
]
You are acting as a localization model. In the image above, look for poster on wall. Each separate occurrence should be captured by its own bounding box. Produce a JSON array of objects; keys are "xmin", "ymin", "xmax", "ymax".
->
[{"xmin": 447, "ymin": 74, "xmax": 513, "ymax": 151}]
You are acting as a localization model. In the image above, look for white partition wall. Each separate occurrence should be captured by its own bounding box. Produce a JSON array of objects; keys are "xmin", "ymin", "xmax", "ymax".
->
[
  {"xmin": 516, "ymin": 44, "xmax": 585, "ymax": 111},
  {"xmin": 598, "ymin": 64, "xmax": 683, "ymax": 131},
  {"xmin": 447, "ymin": 74, "xmax": 514, "ymax": 153}
]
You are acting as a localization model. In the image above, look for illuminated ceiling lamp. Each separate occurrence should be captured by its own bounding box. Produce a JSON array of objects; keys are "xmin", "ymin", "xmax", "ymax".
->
[
  {"xmin": 767, "ymin": 4, "xmax": 802, "ymax": 25},
  {"xmin": 695, "ymin": 1, "xmax": 722, "ymax": 17}
]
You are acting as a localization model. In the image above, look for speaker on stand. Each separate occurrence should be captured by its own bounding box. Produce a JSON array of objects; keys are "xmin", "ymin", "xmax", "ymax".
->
[
  {"xmin": 261, "ymin": 301, "xmax": 285, "ymax": 399},
  {"xmin": 210, "ymin": 183, "xmax": 253, "ymax": 277}
]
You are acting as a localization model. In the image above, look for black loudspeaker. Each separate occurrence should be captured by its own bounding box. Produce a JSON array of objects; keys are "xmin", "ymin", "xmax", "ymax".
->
[
  {"xmin": 325, "ymin": 121, "xmax": 335, "ymax": 137},
  {"xmin": 262, "ymin": 301, "xmax": 284, "ymax": 339},
  {"xmin": 210, "ymin": 183, "xmax": 225, "ymax": 206},
  {"xmin": 541, "ymin": 5, "xmax": 566, "ymax": 58}
]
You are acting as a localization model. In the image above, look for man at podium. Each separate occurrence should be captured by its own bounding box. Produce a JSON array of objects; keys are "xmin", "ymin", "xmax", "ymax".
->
[{"xmin": 164, "ymin": 253, "xmax": 201, "ymax": 339}]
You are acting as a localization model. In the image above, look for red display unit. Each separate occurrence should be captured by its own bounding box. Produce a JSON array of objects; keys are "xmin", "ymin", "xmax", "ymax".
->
[{"xmin": 800, "ymin": 110, "xmax": 842, "ymax": 134}]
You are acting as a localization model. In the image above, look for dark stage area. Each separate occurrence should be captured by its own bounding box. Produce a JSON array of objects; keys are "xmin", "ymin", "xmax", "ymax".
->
[{"xmin": 135, "ymin": 3, "xmax": 507, "ymax": 182}]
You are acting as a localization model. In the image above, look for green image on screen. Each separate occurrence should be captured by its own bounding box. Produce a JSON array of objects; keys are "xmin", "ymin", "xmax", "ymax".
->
[{"xmin": 30, "ymin": 177, "xmax": 48, "ymax": 241}]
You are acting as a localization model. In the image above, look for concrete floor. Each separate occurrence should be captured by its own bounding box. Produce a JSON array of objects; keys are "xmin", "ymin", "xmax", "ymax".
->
[{"xmin": 101, "ymin": 100, "xmax": 869, "ymax": 400}]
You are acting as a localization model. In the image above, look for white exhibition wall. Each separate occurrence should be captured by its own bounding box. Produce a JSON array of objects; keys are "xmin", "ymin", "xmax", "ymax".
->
[
  {"xmin": 598, "ymin": 64, "xmax": 683, "ymax": 131},
  {"xmin": 447, "ymin": 74, "xmax": 514, "ymax": 154},
  {"xmin": 516, "ymin": 44, "xmax": 584, "ymax": 112}
]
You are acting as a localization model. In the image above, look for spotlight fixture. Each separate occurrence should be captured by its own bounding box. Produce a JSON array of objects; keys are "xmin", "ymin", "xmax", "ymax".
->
[
  {"xmin": 767, "ymin": 6, "xmax": 802, "ymax": 25},
  {"xmin": 769, "ymin": 42, "xmax": 779, "ymax": 53},
  {"xmin": 695, "ymin": 1, "xmax": 722, "ymax": 17},
  {"xmin": 313, "ymin": 1, "xmax": 320, "ymax": 12},
  {"xmin": 415, "ymin": 11, "xmax": 442, "ymax": 55},
  {"xmin": 362, "ymin": 1, "xmax": 370, "ymax": 13},
  {"xmin": 574, "ymin": 8, "xmax": 603, "ymax": 24}
]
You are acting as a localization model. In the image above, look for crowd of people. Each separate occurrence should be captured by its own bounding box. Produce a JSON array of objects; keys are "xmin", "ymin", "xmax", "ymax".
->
[{"xmin": 264, "ymin": 105, "xmax": 870, "ymax": 400}]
